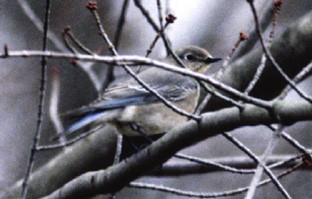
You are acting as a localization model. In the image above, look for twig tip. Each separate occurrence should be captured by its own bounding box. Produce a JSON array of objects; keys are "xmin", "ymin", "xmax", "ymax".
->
[
  {"xmin": 239, "ymin": 32, "xmax": 249, "ymax": 41},
  {"xmin": 64, "ymin": 25, "xmax": 71, "ymax": 34},
  {"xmin": 51, "ymin": 66, "xmax": 60, "ymax": 76},
  {"xmin": 165, "ymin": 14, "xmax": 177, "ymax": 24},
  {"xmin": 70, "ymin": 59, "xmax": 78, "ymax": 66},
  {"xmin": 274, "ymin": 0, "xmax": 283, "ymax": 7},
  {"xmin": 302, "ymin": 154, "xmax": 312, "ymax": 166},
  {"xmin": 3, "ymin": 44, "xmax": 9, "ymax": 57},
  {"xmin": 86, "ymin": 1, "xmax": 98, "ymax": 11}
]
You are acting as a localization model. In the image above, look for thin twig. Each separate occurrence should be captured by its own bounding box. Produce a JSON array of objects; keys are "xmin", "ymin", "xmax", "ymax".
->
[
  {"xmin": 134, "ymin": 1, "xmax": 258, "ymax": 112},
  {"xmin": 269, "ymin": 153, "xmax": 310, "ymax": 168},
  {"xmin": 196, "ymin": 32, "xmax": 248, "ymax": 114},
  {"xmin": 133, "ymin": 0, "xmax": 172, "ymax": 56},
  {"xmin": 88, "ymin": 4, "xmax": 201, "ymax": 120},
  {"xmin": 233, "ymin": 1, "xmax": 275, "ymax": 60},
  {"xmin": 63, "ymin": 28, "xmax": 107, "ymax": 88},
  {"xmin": 245, "ymin": 124, "xmax": 284, "ymax": 199},
  {"xmin": 133, "ymin": 0, "xmax": 160, "ymax": 33},
  {"xmin": 145, "ymin": 22, "xmax": 170, "ymax": 58},
  {"xmin": 17, "ymin": 0, "xmax": 101, "ymax": 91},
  {"xmin": 135, "ymin": 0, "xmax": 176, "ymax": 72},
  {"xmin": 36, "ymin": 124, "xmax": 105, "ymax": 151},
  {"xmin": 198, "ymin": 82, "xmax": 244, "ymax": 111},
  {"xmin": 244, "ymin": 54, "xmax": 267, "ymax": 95},
  {"xmin": 216, "ymin": 32, "xmax": 249, "ymax": 80},
  {"xmin": 65, "ymin": 27, "xmax": 94, "ymax": 55},
  {"xmin": 21, "ymin": 1, "xmax": 51, "ymax": 198},
  {"xmin": 0, "ymin": 50, "xmax": 273, "ymax": 109},
  {"xmin": 155, "ymin": 0, "xmax": 165, "ymax": 57},
  {"xmin": 125, "ymin": 119, "xmax": 300, "ymax": 176},
  {"xmin": 113, "ymin": 134, "xmax": 123, "ymax": 165},
  {"xmin": 277, "ymin": 61, "xmax": 312, "ymax": 100},
  {"xmin": 49, "ymin": 67, "xmax": 65, "ymax": 143},
  {"xmin": 113, "ymin": 0, "xmax": 129, "ymax": 49},
  {"xmin": 244, "ymin": 3, "xmax": 289, "ymax": 197},
  {"xmin": 110, "ymin": 134, "xmax": 123, "ymax": 199},
  {"xmin": 248, "ymin": 0, "xmax": 312, "ymax": 104},
  {"xmin": 243, "ymin": 3, "xmax": 311, "ymax": 195},
  {"xmin": 161, "ymin": 153, "xmax": 310, "ymax": 176},
  {"xmin": 175, "ymin": 153, "xmax": 254, "ymax": 174},
  {"xmin": 62, "ymin": 31, "xmax": 77, "ymax": 54},
  {"xmin": 156, "ymin": 0, "xmax": 164, "ymax": 31},
  {"xmin": 244, "ymin": 1, "xmax": 281, "ymax": 96},
  {"xmin": 129, "ymin": 162, "xmax": 303, "ymax": 198},
  {"xmin": 282, "ymin": 132, "xmax": 312, "ymax": 160},
  {"xmin": 136, "ymin": 22, "xmax": 171, "ymax": 73},
  {"xmin": 268, "ymin": 125, "xmax": 312, "ymax": 160},
  {"xmin": 137, "ymin": 14, "xmax": 176, "ymax": 73},
  {"xmin": 103, "ymin": 0, "xmax": 129, "ymax": 90},
  {"xmin": 223, "ymin": 131, "xmax": 291, "ymax": 199}
]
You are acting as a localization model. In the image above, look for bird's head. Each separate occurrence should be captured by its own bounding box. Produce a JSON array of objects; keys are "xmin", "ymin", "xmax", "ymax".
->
[{"xmin": 175, "ymin": 46, "xmax": 222, "ymax": 73}]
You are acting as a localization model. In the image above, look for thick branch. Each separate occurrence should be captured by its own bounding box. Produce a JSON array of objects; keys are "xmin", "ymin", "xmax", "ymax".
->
[
  {"xmin": 42, "ymin": 100, "xmax": 312, "ymax": 198},
  {"xmin": 1, "ymin": 126, "xmax": 117, "ymax": 199},
  {"xmin": 205, "ymin": 10, "xmax": 312, "ymax": 111},
  {"xmin": 2, "ymin": 10, "xmax": 312, "ymax": 199},
  {"xmin": 154, "ymin": 155, "xmax": 309, "ymax": 176}
]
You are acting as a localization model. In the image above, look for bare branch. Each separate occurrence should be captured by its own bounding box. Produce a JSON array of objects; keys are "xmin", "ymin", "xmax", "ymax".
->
[
  {"xmin": 87, "ymin": 3, "xmax": 200, "ymax": 120},
  {"xmin": 0, "ymin": 50, "xmax": 273, "ymax": 109},
  {"xmin": 223, "ymin": 130, "xmax": 290, "ymax": 199},
  {"xmin": 248, "ymin": 0, "xmax": 312, "ymax": 104},
  {"xmin": 245, "ymin": 125, "xmax": 286, "ymax": 199},
  {"xmin": 21, "ymin": 1, "xmax": 51, "ymax": 198},
  {"xmin": 129, "ymin": 162, "xmax": 303, "ymax": 198},
  {"xmin": 113, "ymin": 0, "xmax": 129, "ymax": 49},
  {"xmin": 157, "ymin": 154, "xmax": 310, "ymax": 176},
  {"xmin": 17, "ymin": 0, "xmax": 101, "ymax": 91},
  {"xmin": 49, "ymin": 67, "xmax": 65, "ymax": 141},
  {"xmin": 38, "ymin": 100, "xmax": 312, "ymax": 198}
]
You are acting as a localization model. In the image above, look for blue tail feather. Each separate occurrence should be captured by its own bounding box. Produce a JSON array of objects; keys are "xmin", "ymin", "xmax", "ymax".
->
[{"xmin": 53, "ymin": 112, "xmax": 106, "ymax": 140}]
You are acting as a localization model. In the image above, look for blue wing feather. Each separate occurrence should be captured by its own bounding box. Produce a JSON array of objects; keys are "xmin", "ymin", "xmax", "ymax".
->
[{"xmin": 53, "ymin": 112, "xmax": 107, "ymax": 140}]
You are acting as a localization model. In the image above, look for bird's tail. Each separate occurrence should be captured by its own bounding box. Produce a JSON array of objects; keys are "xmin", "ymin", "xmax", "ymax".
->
[
  {"xmin": 59, "ymin": 105, "xmax": 97, "ymax": 120},
  {"xmin": 52, "ymin": 112, "xmax": 110, "ymax": 141}
]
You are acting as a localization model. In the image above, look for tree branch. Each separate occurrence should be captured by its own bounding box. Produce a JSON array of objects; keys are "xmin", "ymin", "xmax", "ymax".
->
[
  {"xmin": 2, "ymin": 10, "xmax": 312, "ymax": 198},
  {"xmin": 42, "ymin": 100, "xmax": 312, "ymax": 198},
  {"xmin": 205, "ymin": 10, "xmax": 312, "ymax": 111},
  {"xmin": 2, "ymin": 126, "xmax": 117, "ymax": 199}
]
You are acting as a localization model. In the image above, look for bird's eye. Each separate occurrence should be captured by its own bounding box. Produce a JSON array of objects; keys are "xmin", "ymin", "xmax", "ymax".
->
[{"xmin": 184, "ymin": 53, "xmax": 195, "ymax": 61}]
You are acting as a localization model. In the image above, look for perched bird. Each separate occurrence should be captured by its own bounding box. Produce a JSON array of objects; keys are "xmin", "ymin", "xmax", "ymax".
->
[{"xmin": 55, "ymin": 46, "xmax": 221, "ymax": 139}]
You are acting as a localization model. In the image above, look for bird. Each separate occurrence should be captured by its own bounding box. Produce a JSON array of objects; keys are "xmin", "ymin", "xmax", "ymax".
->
[{"xmin": 54, "ymin": 46, "xmax": 221, "ymax": 139}]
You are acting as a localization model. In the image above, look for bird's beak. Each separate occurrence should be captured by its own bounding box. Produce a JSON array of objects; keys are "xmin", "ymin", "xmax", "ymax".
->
[{"xmin": 206, "ymin": 57, "xmax": 222, "ymax": 64}]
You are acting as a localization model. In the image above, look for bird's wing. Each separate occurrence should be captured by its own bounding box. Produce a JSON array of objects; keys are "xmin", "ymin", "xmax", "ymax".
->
[
  {"xmin": 55, "ymin": 70, "xmax": 198, "ymax": 140},
  {"xmin": 63, "ymin": 69, "xmax": 198, "ymax": 117}
]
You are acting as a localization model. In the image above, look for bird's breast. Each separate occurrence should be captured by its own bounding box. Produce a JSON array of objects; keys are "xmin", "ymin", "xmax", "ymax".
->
[{"xmin": 115, "ymin": 92, "xmax": 198, "ymax": 136}]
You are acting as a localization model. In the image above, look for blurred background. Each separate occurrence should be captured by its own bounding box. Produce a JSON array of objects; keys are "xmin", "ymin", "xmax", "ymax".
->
[{"xmin": 1, "ymin": 0, "xmax": 312, "ymax": 198}]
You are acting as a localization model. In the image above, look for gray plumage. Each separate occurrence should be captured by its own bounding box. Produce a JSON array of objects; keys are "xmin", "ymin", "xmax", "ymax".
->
[{"xmin": 55, "ymin": 46, "xmax": 221, "ymax": 139}]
